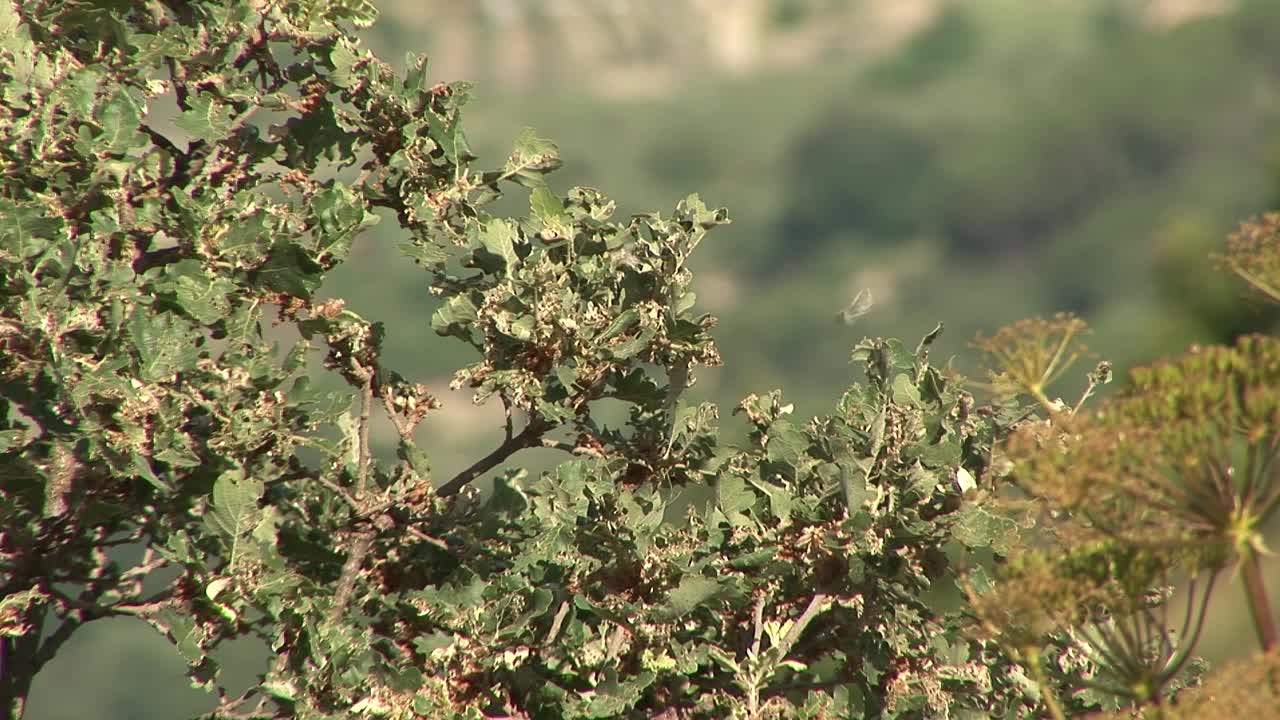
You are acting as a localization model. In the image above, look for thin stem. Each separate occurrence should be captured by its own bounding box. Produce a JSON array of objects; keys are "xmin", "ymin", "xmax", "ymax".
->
[
  {"xmin": 354, "ymin": 369, "xmax": 374, "ymax": 498},
  {"xmin": 1027, "ymin": 650, "xmax": 1068, "ymax": 720},
  {"xmin": 749, "ymin": 596, "xmax": 766, "ymax": 658},
  {"xmin": 329, "ymin": 367, "xmax": 376, "ymax": 622},
  {"xmin": 1071, "ymin": 376, "xmax": 1100, "ymax": 416},
  {"xmin": 379, "ymin": 390, "xmax": 413, "ymax": 439},
  {"xmin": 1240, "ymin": 543, "xmax": 1279, "ymax": 652},
  {"xmin": 539, "ymin": 437, "xmax": 602, "ymax": 457},
  {"xmin": 329, "ymin": 532, "xmax": 373, "ymax": 622},
  {"xmin": 778, "ymin": 594, "xmax": 832, "ymax": 655},
  {"xmin": 1, "ymin": 604, "xmax": 44, "ymax": 720},
  {"xmin": 500, "ymin": 392, "xmax": 515, "ymax": 442},
  {"xmin": 1041, "ymin": 329, "xmax": 1077, "ymax": 389},
  {"xmin": 319, "ymin": 476, "xmax": 363, "ymax": 514},
  {"xmin": 1232, "ymin": 267, "xmax": 1280, "ymax": 304},
  {"xmin": 436, "ymin": 419, "xmax": 549, "ymax": 497}
]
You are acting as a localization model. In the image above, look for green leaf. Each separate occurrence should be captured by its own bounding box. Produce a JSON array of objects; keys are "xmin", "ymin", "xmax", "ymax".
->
[
  {"xmin": 476, "ymin": 219, "xmax": 521, "ymax": 275},
  {"xmin": 554, "ymin": 364, "xmax": 578, "ymax": 392},
  {"xmin": 952, "ymin": 504, "xmax": 1023, "ymax": 554},
  {"xmin": 173, "ymin": 95, "xmax": 235, "ymax": 140},
  {"xmin": 716, "ymin": 474, "xmax": 755, "ymax": 525},
  {"xmin": 0, "ymin": 429, "xmax": 26, "ymax": 453},
  {"xmin": 254, "ymin": 241, "xmax": 324, "ymax": 298},
  {"xmin": 166, "ymin": 260, "xmax": 237, "ymax": 325},
  {"xmin": 598, "ymin": 309, "xmax": 638, "ymax": 342},
  {"xmin": 891, "ymin": 373, "xmax": 922, "ymax": 406},
  {"xmin": 728, "ymin": 547, "xmax": 778, "ymax": 571},
  {"xmin": 608, "ymin": 328, "xmax": 655, "ymax": 360},
  {"xmin": 311, "ymin": 183, "xmax": 375, "ymax": 263},
  {"xmin": 917, "ymin": 440, "xmax": 961, "ymax": 468},
  {"xmin": 431, "ymin": 295, "xmax": 478, "ymax": 337},
  {"xmin": 503, "ymin": 127, "xmax": 562, "ymax": 186},
  {"xmin": 398, "ymin": 239, "xmax": 448, "ymax": 268},
  {"xmin": 205, "ymin": 469, "xmax": 264, "ymax": 570},
  {"xmin": 412, "ymin": 632, "xmax": 454, "ymax": 657},
  {"xmin": 507, "ymin": 314, "xmax": 536, "ymax": 341},
  {"xmin": 427, "ymin": 111, "xmax": 471, "ymax": 167},
  {"xmin": 915, "ymin": 321, "xmax": 945, "ymax": 357},
  {"xmin": 260, "ymin": 680, "xmax": 298, "ymax": 703},
  {"xmin": 218, "ymin": 211, "xmax": 273, "ymax": 266},
  {"xmin": 96, "ymin": 88, "xmax": 146, "ymax": 153},
  {"xmin": 530, "ymin": 185, "xmax": 570, "ymax": 237},
  {"xmin": 839, "ymin": 463, "xmax": 872, "ymax": 511},
  {"xmin": 766, "ymin": 420, "xmax": 809, "ymax": 467},
  {"xmin": 0, "ymin": 199, "xmax": 60, "ymax": 259},
  {"xmin": 157, "ymin": 608, "xmax": 204, "ymax": 665},
  {"xmin": 580, "ymin": 671, "xmax": 654, "ymax": 718},
  {"xmin": 128, "ymin": 308, "xmax": 201, "ymax": 383},
  {"xmin": 397, "ymin": 440, "xmax": 432, "ymax": 482},
  {"xmin": 329, "ymin": 40, "xmax": 362, "ymax": 89},
  {"xmin": 748, "ymin": 478, "xmax": 793, "ymax": 524},
  {"xmin": 666, "ymin": 575, "xmax": 721, "ymax": 618}
]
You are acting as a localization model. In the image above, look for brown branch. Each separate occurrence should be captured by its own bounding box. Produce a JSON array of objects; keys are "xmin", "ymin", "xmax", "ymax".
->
[
  {"xmin": 778, "ymin": 594, "xmax": 832, "ymax": 655},
  {"xmin": 379, "ymin": 389, "xmax": 414, "ymax": 440},
  {"xmin": 354, "ymin": 369, "xmax": 374, "ymax": 498},
  {"xmin": 403, "ymin": 524, "xmax": 449, "ymax": 551},
  {"xmin": 329, "ymin": 532, "xmax": 373, "ymax": 622},
  {"xmin": 435, "ymin": 419, "xmax": 550, "ymax": 498},
  {"xmin": 1242, "ymin": 544, "xmax": 1279, "ymax": 652},
  {"xmin": 43, "ymin": 585, "xmax": 173, "ymax": 623},
  {"xmin": 501, "ymin": 392, "xmax": 516, "ymax": 442},
  {"xmin": 2, "ymin": 615, "xmax": 42, "ymax": 719},
  {"xmin": 328, "ymin": 367, "xmax": 377, "ymax": 622},
  {"xmin": 539, "ymin": 437, "xmax": 603, "ymax": 457},
  {"xmin": 319, "ymin": 476, "xmax": 363, "ymax": 515},
  {"xmin": 33, "ymin": 616, "xmax": 83, "ymax": 671}
]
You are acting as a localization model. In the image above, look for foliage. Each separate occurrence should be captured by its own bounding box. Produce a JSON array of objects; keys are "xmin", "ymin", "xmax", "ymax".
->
[
  {"xmin": 1221, "ymin": 213, "xmax": 1280, "ymax": 305},
  {"xmin": 421, "ymin": 1, "xmax": 1280, "ymax": 419},
  {"xmin": 1, "ymin": 1, "xmax": 1277, "ymax": 720},
  {"xmin": 976, "ymin": 288, "xmax": 1280, "ymax": 715},
  {"xmin": 1153, "ymin": 213, "xmax": 1279, "ymax": 343}
]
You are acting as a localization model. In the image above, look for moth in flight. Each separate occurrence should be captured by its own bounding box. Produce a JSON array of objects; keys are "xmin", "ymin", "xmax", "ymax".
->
[{"xmin": 838, "ymin": 288, "xmax": 873, "ymax": 326}]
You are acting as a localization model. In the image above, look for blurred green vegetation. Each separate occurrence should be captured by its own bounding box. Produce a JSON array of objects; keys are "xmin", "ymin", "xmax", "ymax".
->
[
  {"xmin": 337, "ymin": 0, "xmax": 1280, "ymax": 415},
  {"xmin": 25, "ymin": 1, "xmax": 1280, "ymax": 718}
]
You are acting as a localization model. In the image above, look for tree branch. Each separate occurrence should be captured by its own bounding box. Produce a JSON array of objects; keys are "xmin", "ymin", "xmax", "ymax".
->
[
  {"xmin": 1, "ymin": 604, "xmax": 45, "ymax": 718},
  {"xmin": 435, "ymin": 419, "xmax": 550, "ymax": 498},
  {"xmin": 329, "ymin": 367, "xmax": 376, "ymax": 622},
  {"xmin": 778, "ymin": 594, "xmax": 832, "ymax": 655},
  {"xmin": 354, "ymin": 369, "xmax": 374, "ymax": 498}
]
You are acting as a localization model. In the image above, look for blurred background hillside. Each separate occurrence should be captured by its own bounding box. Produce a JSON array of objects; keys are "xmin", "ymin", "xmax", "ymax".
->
[{"xmin": 26, "ymin": 1, "xmax": 1280, "ymax": 717}]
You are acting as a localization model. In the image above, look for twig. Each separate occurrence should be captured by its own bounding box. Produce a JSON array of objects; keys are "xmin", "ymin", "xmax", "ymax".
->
[
  {"xmin": 330, "ymin": 367, "xmax": 375, "ymax": 622},
  {"xmin": 33, "ymin": 617, "xmax": 82, "ymax": 671},
  {"xmin": 404, "ymin": 525, "xmax": 449, "ymax": 551},
  {"xmin": 778, "ymin": 594, "xmax": 832, "ymax": 654},
  {"xmin": 750, "ymin": 595, "xmax": 766, "ymax": 657},
  {"xmin": 435, "ymin": 419, "xmax": 549, "ymax": 497},
  {"xmin": 544, "ymin": 601, "xmax": 570, "ymax": 646},
  {"xmin": 43, "ymin": 585, "xmax": 172, "ymax": 622},
  {"xmin": 329, "ymin": 532, "xmax": 373, "ymax": 622},
  {"xmin": 1242, "ymin": 543, "xmax": 1279, "ymax": 652},
  {"xmin": 539, "ymin": 437, "xmax": 603, "ymax": 457},
  {"xmin": 501, "ymin": 392, "xmax": 515, "ymax": 442},
  {"xmin": 354, "ymin": 369, "xmax": 374, "ymax": 498},
  {"xmin": 203, "ymin": 684, "xmax": 263, "ymax": 720},
  {"xmin": 319, "ymin": 476, "xmax": 363, "ymax": 514},
  {"xmin": 379, "ymin": 390, "xmax": 413, "ymax": 439}
]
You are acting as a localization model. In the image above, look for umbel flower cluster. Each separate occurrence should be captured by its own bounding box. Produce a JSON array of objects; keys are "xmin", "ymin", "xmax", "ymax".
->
[
  {"xmin": 1, "ymin": 1, "xmax": 1277, "ymax": 719},
  {"xmin": 970, "ymin": 287, "xmax": 1280, "ymax": 716}
]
